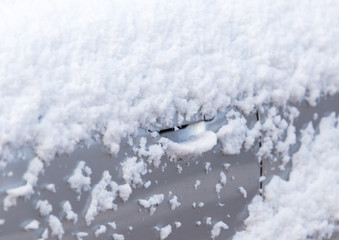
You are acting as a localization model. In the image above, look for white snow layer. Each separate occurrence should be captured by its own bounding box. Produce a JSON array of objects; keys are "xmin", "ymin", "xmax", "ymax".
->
[
  {"xmin": 1, "ymin": 0, "xmax": 339, "ymax": 164},
  {"xmin": 234, "ymin": 114, "xmax": 339, "ymax": 240}
]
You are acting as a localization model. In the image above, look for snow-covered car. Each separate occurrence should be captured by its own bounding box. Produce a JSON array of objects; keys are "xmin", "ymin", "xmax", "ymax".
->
[{"xmin": 1, "ymin": 1, "xmax": 339, "ymax": 240}]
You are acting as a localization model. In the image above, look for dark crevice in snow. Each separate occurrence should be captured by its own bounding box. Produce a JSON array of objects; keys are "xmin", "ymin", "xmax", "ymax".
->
[{"xmin": 256, "ymin": 110, "xmax": 263, "ymax": 196}]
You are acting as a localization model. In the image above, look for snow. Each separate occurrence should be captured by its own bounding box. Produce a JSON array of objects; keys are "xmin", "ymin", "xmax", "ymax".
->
[
  {"xmin": 112, "ymin": 233, "xmax": 125, "ymax": 240},
  {"xmin": 121, "ymin": 157, "xmax": 147, "ymax": 187},
  {"xmin": 215, "ymin": 183, "xmax": 222, "ymax": 196},
  {"xmin": 23, "ymin": 157, "xmax": 44, "ymax": 186},
  {"xmin": 234, "ymin": 113, "xmax": 339, "ymax": 240},
  {"xmin": 36, "ymin": 200, "xmax": 53, "ymax": 216},
  {"xmin": 138, "ymin": 194, "xmax": 164, "ymax": 215},
  {"xmin": 174, "ymin": 221, "xmax": 182, "ymax": 228},
  {"xmin": 169, "ymin": 195, "xmax": 181, "ymax": 210},
  {"xmin": 217, "ymin": 111, "xmax": 247, "ymax": 155},
  {"xmin": 137, "ymin": 138, "xmax": 164, "ymax": 168},
  {"xmin": 194, "ymin": 180, "xmax": 201, "ymax": 190},
  {"xmin": 205, "ymin": 217, "xmax": 212, "ymax": 225},
  {"xmin": 205, "ymin": 162, "xmax": 211, "ymax": 174},
  {"xmin": 68, "ymin": 160, "xmax": 92, "ymax": 196},
  {"xmin": 85, "ymin": 171, "xmax": 118, "ymax": 226},
  {"xmin": 211, "ymin": 221, "xmax": 229, "ymax": 239},
  {"xmin": 219, "ymin": 172, "xmax": 227, "ymax": 186},
  {"xmin": 3, "ymin": 184, "xmax": 34, "ymax": 211},
  {"xmin": 144, "ymin": 180, "xmax": 151, "ymax": 189},
  {"xmin": 118, "ymin": 183, "xmax": 132, "ymax": 202},
  {"xmin": 259, "ymin": 176, "xmax": 266, "ymax": 183},
  {"xmin": 107, "ymin": 222, "xmax": 117, "ymax": 230},
  {"xmin": 39, "ymin": 228, "xmax": 49, "ymax": 240},
  {"xmin": 238, "ymin": 186, "xmax": 247, "ymax": 199},
  {"xmin": 0, "ymin": 0, "xmax": 337, "ymax": 165},
  {"xmin": 0, "ymin": 0, "xmax": 339, "ymax": 239},
  {"xmin": 45, "ymin": 184, "xmax": 56, "ymax": 193},
  {"xmin": 75, "ymin": 232, "xmax": 88, "ymax": 240},
  {"xmin": 62, "ymin": 201, "xmax": 78, "ymax": 224},
  {"xmin": 48, "ymin": 215, "xmax": 64, "ymax": 240},
  {"xmin": 160, "ymin": 131, "xmax": 217, "ymax": 159},
  {"xmin": 24, "ymin": 219, "xmax": 40, "ymax": 230},
  {"xmin": 176, "ymin": 164, "xmax": 183, "ymax": 174},
  {"xmin": 3, "ymin": 157, "xmax": 43, "ymax": 210},
  {"xmin": 92, "ymin": 224, "xmax": 105, "ymax": 236},
  {"xmin": 160, "ymin": 224, "xmax": 172, "ymax": 240}
]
